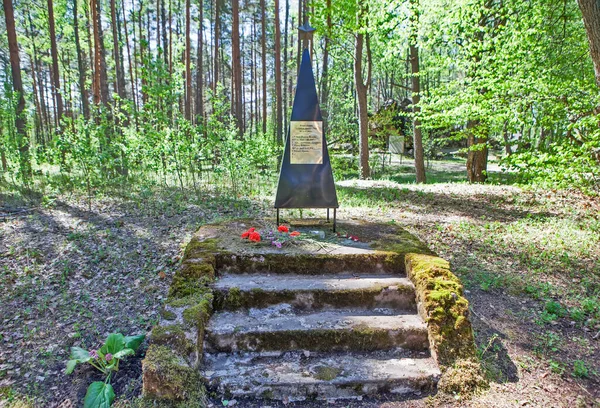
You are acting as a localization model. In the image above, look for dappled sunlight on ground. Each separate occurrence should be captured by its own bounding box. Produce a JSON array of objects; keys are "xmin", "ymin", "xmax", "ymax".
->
[{"xmin": 1, "ymin": 160, "xmax": 599, "ymax": 406}]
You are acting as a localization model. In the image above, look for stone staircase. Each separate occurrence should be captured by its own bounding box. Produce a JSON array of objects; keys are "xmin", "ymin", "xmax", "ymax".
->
[
  {"xmin": 202, "ymin": 267, "xmax": 441, "ymax": 401},
  {"xmin": 143, "ymin": 221, "xmax": 477, "ymax": 404}
]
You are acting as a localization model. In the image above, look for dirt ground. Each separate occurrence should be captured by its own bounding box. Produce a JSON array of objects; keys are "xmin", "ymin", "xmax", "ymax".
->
[{"xmin": 1, "ymin": 164, "xmax": 599, "ymax": 407}]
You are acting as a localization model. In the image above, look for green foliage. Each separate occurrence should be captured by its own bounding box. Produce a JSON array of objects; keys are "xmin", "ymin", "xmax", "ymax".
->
[
  {"xmin": 84, "ymin": 382, "xmax": 115, "ymax": 408},
  {"xmin": 66, "ymin": 332, "xmax": 145, "ymax": 408},
  {"xmin": 572, "ymin": 360, "xmax": 589, "ymax": 378},
  {"xmin": 501, "ymin": 134, "xmax": 600, "ymax": 192}
]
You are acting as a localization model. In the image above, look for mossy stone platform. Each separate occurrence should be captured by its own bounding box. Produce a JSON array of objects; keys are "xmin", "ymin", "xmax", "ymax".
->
[{"xmin": 142, "ymin": 219, "xmax": 478, "ymax": 403}]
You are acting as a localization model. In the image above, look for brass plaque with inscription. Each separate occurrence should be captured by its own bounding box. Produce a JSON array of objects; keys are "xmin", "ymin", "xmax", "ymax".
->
[{"xmin": 290, "ymin": 121, "xmax": 323, "ymax": 164}]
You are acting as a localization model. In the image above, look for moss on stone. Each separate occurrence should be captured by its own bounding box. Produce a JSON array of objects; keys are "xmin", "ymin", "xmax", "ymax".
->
[
  {"xmin": 142, "ymin": 345, "xmax": 202, "ymax": 401},
  {"xmin": 208, "ymin": 326, "xmax": 428, "ymax": 353},
  {"xmin": 159, "ymin": 308, "xmax": 177, "ymax": 321},
  {"xmin": 405, "ymin": 253, "xmax": 477, "ymax": 368},
  {"xmin": 166, "ymin": 291, "xmax": 210, "ymax": 308},
  {"xmin": 183, "ymin": 237, "xmax": 220, "ymax": 260},
  {"xmin": 260, "ymin": 389, "xmax": 274, "ymax": 399},
  {"xmin": 168, "ymin": 275, "xmax": 213, "ymax": 298},
  {"xmin": 182, "ymin": 293, "xmax": 213, "ymax": 328},
  {"xmin": 313, "ymin": 366, "xmax": 341, "ymax": 381},
  {"xmin": 150, "ymin": 324, "xmax": 195, "ymax": 357},
  {"xmin": 225, "ymin": 287, "xmax": 243, "ymax": 309},
  {"xmin": 213, "ymin": 287, "xmax": 296, "ymax": 310},
  {"xmin": 437, "ymin": 359, "xmax": 488, "ymax": 396},
  {"xmin": 179, "ymin": 261, "xmax": 215, "ymax": 280},
  {"xmin": 216, "ymin": 252, "xmax": 405, "ymax": 274}
]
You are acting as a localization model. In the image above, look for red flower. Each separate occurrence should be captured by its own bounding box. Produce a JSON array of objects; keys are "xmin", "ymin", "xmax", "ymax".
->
[
  {"xmin": 278, "ymin": 225, "xmax": 289, "ymax": 233},
  {"xmin": 249, "ymin": 231, "xmax": 261, "ymax": 242},
  {"xmin": 241, "ymin": 227, "xmax": 257, "ymax": 239},
  {"xmin": 290, "ymin": 231, "xmax": 300, "ymax": 237}
]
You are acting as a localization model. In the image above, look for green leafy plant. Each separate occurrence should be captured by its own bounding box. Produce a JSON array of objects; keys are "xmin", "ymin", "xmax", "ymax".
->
[
  {"xmin": 66, "ymin": 333, "xmax": 145, "ymax": 408},
  {"xmin": 572, "ymin": 360, "xmax": 589, "ymax": 378}
]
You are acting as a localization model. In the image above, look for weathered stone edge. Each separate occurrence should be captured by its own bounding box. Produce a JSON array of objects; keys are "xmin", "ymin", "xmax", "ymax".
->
[
  {"xmin": 141, "ymin": 227, "xmax": 221, "ymax": 401},
  {"xmin": 404, "ymin": 253, "xmax": 477, "ymax": 369}
]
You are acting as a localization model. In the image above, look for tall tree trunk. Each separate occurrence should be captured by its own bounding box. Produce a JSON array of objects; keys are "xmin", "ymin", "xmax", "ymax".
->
[
  {"xmin": 110, "ymin": 0, "xmax": 126, "ymax": 99},
  {"xmin": 3, "ymin": 0, "xmax": 31, "ymax": 178},
  {"xmin": 466, "ymin": 120, "xmax": 488, "ymax": 183},
  {"xmin": 354, "ymin": 4, "xmax": 370, "ymax": 180},
  {"xmin": 283, "ymin": 0, "xmax": 289, "ymax": 137},
  {"xmin": 195, "ymin": 0, "xmax": 204, "ymax": 123},
  {"xmin": 321, "ymin": 0, "xmax": 331, "ymax": 136},
  {"xmin": 92, "ymin": 0, "xmax": 109, "ymax": 106},
  {"xmin": 138, "ymin": 5, "xmax": 147, "ymax": 104},
  {"xmin": 409, "ymin": 0, "xmax": 426, "ymax": 183},
  {"xmin": 232, "ymin": 0, "xmax": 243, "ymax": 132},
  {"xmin": 296, "ymin": 1, "xmax": 301, "ymax": 73},
  {"xmin": 253, "ymin": 14, "xmax": 259, "ymax": 133},
  {"xmin": 161, "ymin": 0, "xmax": 168, "ymax": 66},
  {"xmin": 260, "ymin": 0, "xmax": 267, "ymax": 134},
  {"xmin": 410, "ymin": 44, "xmax": 426, "ymax": 183},
  {"xmin": 26, "ymin": 10, "xmax": 49, "ymax": 140},
  {"xmin": 74, "ymin": 0, "xmax": 90, "ymax": 118},
  {"xmin": 122, "ymin": 0, "xmax": 138, "ymax": 118},
  {"xmin": 578, "ymin": 0, "xmax": 600, "ymax": 88},
  {"xmin": 169, "ymin": 0, "xmax": 173, "ymax": 73},
  {"xmin": 48, "ymin": 0, "xmax": 64, "ymax": 127},
  {"xmin": 213, "ymin": 0, "xmax": 220, "ymax": 91},
  {"xmin": 502, "ymin": 120, "xmax": 512, "ymax": 156},
  {"xmin": 185, "ymin": 0, "xmax": 192, "ymax": 120},
  {"xmin": 274, "ymin": 0, "xmax": 283, "ymax": 144}
]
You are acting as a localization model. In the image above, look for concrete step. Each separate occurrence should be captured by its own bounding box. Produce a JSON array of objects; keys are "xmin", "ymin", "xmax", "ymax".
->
[
  {"xmin": 213, "ymin": 273, "xmax": 416, "ymax": 311},
  {"xmin": 215, "ymin": 251, "xmax": 405, "ymax": 275},
  {"xmin": 204, "ymin": 307, "xmax": 429, "ymax": 353},
  {"xmin": 202, "ymin": 350, "xmax": 440, "ymax": 401}
]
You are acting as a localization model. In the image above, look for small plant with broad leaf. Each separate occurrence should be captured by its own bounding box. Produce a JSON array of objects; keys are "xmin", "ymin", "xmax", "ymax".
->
[{"xmin": 66, "ymin": 333, "xmax": 145, "ymax": 407}]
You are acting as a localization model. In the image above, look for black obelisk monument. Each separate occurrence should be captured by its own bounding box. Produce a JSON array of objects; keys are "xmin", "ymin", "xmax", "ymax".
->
[{"xmin": 274, "ymin": 46, "xmax": 339, "ymax": 230}]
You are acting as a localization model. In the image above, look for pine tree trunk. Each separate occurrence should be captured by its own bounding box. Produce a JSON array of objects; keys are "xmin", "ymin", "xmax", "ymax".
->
[
  {"xmin": 161, "ymin": 0, "xmax": 168, "ymax": 66},
  {"xmin": 48, "ymin": 0, "xmax": 64, "ymax": 127},
  {"xmin": 274, "ymin": 0, "xmax": 283, "ymax": 144},
  {"xmin": 92, "ymin": 0, "xmax": 109, "ymax": 106},
  {"xmin": 3, "ymin": 0, "xmax": 31, "ymax": 178},
  {"xmin": 122, "ymin": 0, "xmax": 138, "ymax": 118},
  {"xmin": 213, "ymin": 0, "xmax": 220, "ymax": 91},
  {"xmin": 111, "ymin": 0, "xmax": 126, "ymax": 99},
  {"xmin": 232, "ymin": 0, "xmax": 243, "ymax": 133},
  {"xmin": 25, "ymin": 11, "xmax": 47, "ymax": 141},
  {"xmin": 260, "ymin": 0, "xmax": 267, "ymax": 134},
  {"xmin": 74, "ymin": 0, "xmax": 90, "ymax": 119},
  {"xmin": 195, "ymin": 0, "xmax": 204, "ymax": 123},
  {"xmin": 321, "ymin": 0, "xmax": 331, "ymax": 136},
  {"xmin": 253, "ymin": 15, "xmax": 259, "ymax": 133},
  {"xmin": 283, "ymin": 0, "xmax": 289, "ymax": 137},
  {"xmin": 185, "ymin": 0, "xmax": 192, "ymax": 120},
  {"xmin": 250, "ymin": 20, "xmax": 255, "ymax": 134},
  {"xmin": 296, "ymin": 2, "xmax": 301, "ymax": 74}
]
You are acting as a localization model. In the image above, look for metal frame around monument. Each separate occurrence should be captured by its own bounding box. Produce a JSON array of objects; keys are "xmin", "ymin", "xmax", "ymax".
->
[{"xmin": 276, "ymin": 208, "xmax": 337, "ymax": 232}]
